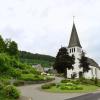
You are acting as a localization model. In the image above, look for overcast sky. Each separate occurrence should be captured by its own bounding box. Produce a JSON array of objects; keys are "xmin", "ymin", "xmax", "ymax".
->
[{"xmin": 0, "ymin": 0, "xmax": 100, "ymax": 64}]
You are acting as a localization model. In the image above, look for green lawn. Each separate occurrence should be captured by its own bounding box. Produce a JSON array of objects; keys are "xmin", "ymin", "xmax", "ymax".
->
[{"xmin": 45, "ymin": 85, "xmax": 99, "ymax": 93}]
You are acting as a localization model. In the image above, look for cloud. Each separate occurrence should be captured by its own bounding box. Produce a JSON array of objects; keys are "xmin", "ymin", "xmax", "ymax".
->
[{"xmin": 0, "ymin": 0, "xmax": 100, "ymax": 64}]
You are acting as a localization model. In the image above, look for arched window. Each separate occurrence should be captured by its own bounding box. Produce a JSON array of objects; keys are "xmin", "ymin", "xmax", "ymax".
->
[
  {"xmin": 74, "ymin": 48, "xmax": 75, "ymax": 52},
  {"xmin": 72, "ymin": 48, "xmax": 73, "ymax": 52},
  {"xmin": 70, "ymin": 49, "xmax": 71, "ymax": 53}
]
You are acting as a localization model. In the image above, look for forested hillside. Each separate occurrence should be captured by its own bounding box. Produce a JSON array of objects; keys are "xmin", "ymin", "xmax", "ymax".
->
[{"xmin": 19, "ymin": 51, "xmax": 55, "ymax": 67}]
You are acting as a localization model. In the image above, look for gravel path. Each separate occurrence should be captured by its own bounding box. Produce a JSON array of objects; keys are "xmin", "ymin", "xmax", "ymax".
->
[{"xmin": 18, "ymin": 77, "xmax": 86, "ymax": 100}]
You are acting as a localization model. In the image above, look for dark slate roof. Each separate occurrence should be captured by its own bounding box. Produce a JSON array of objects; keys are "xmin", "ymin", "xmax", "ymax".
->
[
  {"xmin": 87, "ymin": 57, "xmax": 100, "ymax": 69},
  {"xmin": 68, "ymin": 23, "xmax": 82, "ymax": 48}
]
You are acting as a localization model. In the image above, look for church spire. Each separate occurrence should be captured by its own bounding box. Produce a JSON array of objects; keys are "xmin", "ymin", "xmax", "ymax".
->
[{"xmin": 68, "ymin": 21, "xmax": 82, "ymax": 48}]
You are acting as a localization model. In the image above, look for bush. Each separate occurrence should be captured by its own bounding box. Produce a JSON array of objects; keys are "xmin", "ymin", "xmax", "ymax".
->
[
  {"xmin": 61, "ymin": 79, "xmax": 70, "ymax": 83},
  {"xmin": 65, "ymin": 82, "xmax": 74, "ymax": 86},
  {"xmin": 49, "ymin": 83, "xmax": 56, "ymax": 86},
  {"xmin": 94, "ymin": 78, "xmax": 98, "ymax": 85},
  {"xmin": 60, "ymin": 82, "xmax": 83, "ymax": 90},
  {"xmin": 41, "ymin": 83, "xmax": 56, "ymax": 89},
  {"xmin": 75, "ymin": 86, "xmax": 83, "ymax": 90},
  {"xmin": 41, "ymin": 84, "xmax": 51, "ymax": 89},
  {"xmin": 60, "ymin": 85, "xmax": 83, "ymax": 90},
  {"xmin": 0, "ymin": 78, "xmax": 10, "ymax": 85},
  {"xmin": 61, "ymin": 79, "xmax": 80, "ymax": 85},
  {"xmin": 13, "ymin": 80, "xmax": 24, "ymax": 86},
  {"xmin": 0, "ymin": 82, "xmax": 4, "ymax": 90},
  {"xmin": 4, "ymin": 85, "xmax": 20, "ymax": 99},
  {"xmin": 20, "ymin": 74, "xmax": 44, "ymax": 81}
]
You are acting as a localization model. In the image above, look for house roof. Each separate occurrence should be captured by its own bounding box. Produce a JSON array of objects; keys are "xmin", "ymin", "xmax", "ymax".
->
[
  {"xmin": 68, "ymin": 23, "xmax": 82, "ymax": 48},
  {"xmin": 87, "ymin": 57, "xmax": 100, "ymax": 69}
]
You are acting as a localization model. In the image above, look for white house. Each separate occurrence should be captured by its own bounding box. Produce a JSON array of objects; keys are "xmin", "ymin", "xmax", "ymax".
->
[{"xmin": 67, "ymin": 22, "xmax": 100, "ymax": 79}]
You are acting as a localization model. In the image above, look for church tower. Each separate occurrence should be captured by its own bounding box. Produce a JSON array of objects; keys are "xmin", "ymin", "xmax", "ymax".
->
[{"xmin": 67, "ymin": 22, "xmax": 83, "ymax": 78}]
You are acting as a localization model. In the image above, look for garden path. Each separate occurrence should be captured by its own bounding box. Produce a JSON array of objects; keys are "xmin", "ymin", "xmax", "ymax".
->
[{"xmin": 18, "ymin": 77, "xmax": 86, "ymax": 100}]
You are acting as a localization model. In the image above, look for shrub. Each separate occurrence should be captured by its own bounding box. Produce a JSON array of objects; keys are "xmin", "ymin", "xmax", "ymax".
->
[
  {"xmin": 20, "ymin": 74, "xmax": 45, "ymax": 81},
  {"xmin": 56, "ymin": 83, "xmax": 60, "ymax": 88},
  {"xmin": 66, "ymin": 82, "xmax": 74, "ymax": 86},
  {"xmin": 4, "ymin": 85, "xmax": 20, "ymax": 99},
  {"xmin": 0, "ymin": 82, "xmax": 4, "ymax": 90},
  {"xmin": 60, "ymin": 85, "xmax": 83, "ymax": 90},
  {"xmin": 41, "ymin": 84, "xmax": 51, "ymax": 89},
  {"xmin": 0, "ymin": 78, "xmax": 10, "ymax": 85},
  {"xmin": 94, "ymin": 78, "xmax": 98, "ymax": 85},
  {"xmin": 49, "ymin": 83, "xmax": 56, "ymax": 86},
  {"xmin": 61, "ymin": 79, "xmax": 70, "ymax": 83},
  {"xmin": 41, "ymin": 83, "xmax": 56, "ymax": 89},
  {"xmin": 13, "ymin": 80, "xmax": 24, "ymax": 86},
  {"xmin": 9, "ymin": 68, "xmax": 22, "ymax": 78},
  {"xmin": 60, "ymin": 82, "xmax": 83, "ymax": 90},
  {"xmin": 71, "ymin": 72, "xmax": 77, "ymax": 79},
  {"xmin": 75, "ymin": 86, "xmax": 83, "ymax": 90}
]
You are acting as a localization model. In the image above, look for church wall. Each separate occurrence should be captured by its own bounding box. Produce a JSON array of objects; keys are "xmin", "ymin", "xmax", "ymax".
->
[
  {"xmin": 84, "ymin": 66, "xmax": 100, "ymax": 79},
  {"xmin": 96, "ymin": 68, "xmax": 100, "ymax": 79},
  {"xmin": 67, "ymin": 46, "xmax": 83, "ymax": 78},
  {"xmin": 83, "ymin": 66, "xmax": 93, "ymax": 79}
]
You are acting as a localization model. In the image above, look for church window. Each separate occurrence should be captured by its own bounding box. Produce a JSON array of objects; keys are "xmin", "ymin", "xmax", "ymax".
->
[
  {"xmin": 70, "ymin": 49, "xmax": 71, "ymax": 53},
  {"xmin": 74, "ymin": 48, "xmax": 75, "ymax": 52},
  {"xmin": 72, "ymin": 48, "xmax": 73, "ymax": 52}
]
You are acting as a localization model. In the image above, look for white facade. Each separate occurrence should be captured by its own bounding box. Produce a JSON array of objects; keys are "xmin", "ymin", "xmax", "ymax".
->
[
  {"xmin": 66, "ymin": 22, "xmax": 100, "ymax": 79},
  {"xmin": 67, "ymin": 46, "xmax": 100, "ymax": 79},
  {"xmin": 67, "ymin": 46, "xmax": 83, "ymax": 78}
]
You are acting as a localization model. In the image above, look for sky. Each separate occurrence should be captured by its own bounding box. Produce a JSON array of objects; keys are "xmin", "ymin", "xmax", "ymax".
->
[{"xmin": 0, "ymin": 0, "xmax": 100, "ymax": 64}]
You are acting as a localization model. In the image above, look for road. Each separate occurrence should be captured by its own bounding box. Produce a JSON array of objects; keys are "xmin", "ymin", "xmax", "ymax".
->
[
  {"xmin": 18, "ymin": 77, "xmax": 86, "ymax": 100},
  {"xmin": 66, "ymin": 92, "xmax": 100, "ymax": 100}
]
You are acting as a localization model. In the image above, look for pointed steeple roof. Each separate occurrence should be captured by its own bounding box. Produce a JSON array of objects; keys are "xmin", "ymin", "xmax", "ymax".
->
[{"xmin": 68, "ymin": 22, "xmax": 82, "ymax": 48}]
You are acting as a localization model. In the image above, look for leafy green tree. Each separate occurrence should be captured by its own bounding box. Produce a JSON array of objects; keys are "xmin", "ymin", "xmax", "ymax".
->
[
  {"xmin": 79, "ymin": 52, "xmax": 90, "ymax": 73},
  {"xmin": 0, "ymin": 35, "xmax": 6, "ymax": 53},
  {"xmin": 0, "ymin": 53, "xmax": 10, "ymax": 74},
  {"xmin": 53, "ymin": 47, "xmax": 75, "ymax": 78},
  {"xmin": 5, "ymin": 39, "xmax": 11, "ymax": 52},
  {"xmin": 7, "ymin": 41, "xmax": 19, "ymax": 57}
]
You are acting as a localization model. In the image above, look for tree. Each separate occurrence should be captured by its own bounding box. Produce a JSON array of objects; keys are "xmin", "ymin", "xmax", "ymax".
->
[
  {"xmin": 7, "ymin": 41, "xmax": 19, "ymax": 57},
  {"xmin": 53, "ymin": 47, "xmax": 75, "ymax": 78},
  {"xmin": 0, "ymin": 35, "xmax": 6, "ymax": 53},
  {"xmin": 79, "ymin": 52, "xmax": 90, "ymax": 73},
  {"xmin": 0, "ymin": 53, "xmax": 10, "ymax": 74}
]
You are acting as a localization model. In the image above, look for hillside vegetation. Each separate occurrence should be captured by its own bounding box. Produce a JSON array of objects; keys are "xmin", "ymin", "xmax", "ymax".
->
[
  {"xmin": 0, "ymin": 35, "xmax": 54, "ymax": 99},
  {"xmin": 19, "ymin": 51, "xmax": 55, "ymax": 67}
]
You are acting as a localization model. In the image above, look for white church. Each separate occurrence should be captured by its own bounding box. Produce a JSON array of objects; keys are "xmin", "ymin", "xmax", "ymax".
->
[{"xmin": 67, "ymin": 22, "xmax": 100, "ymax": 79}]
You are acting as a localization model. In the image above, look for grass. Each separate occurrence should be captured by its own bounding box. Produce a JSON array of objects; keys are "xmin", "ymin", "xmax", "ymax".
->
[{"xmin": 45, "ymin": 85, "xmax": 99, "ymax": 93}]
